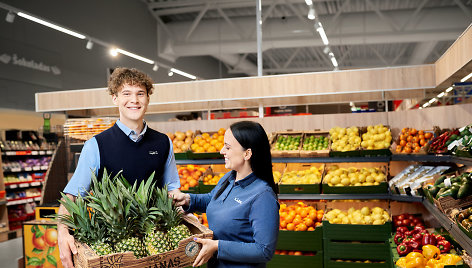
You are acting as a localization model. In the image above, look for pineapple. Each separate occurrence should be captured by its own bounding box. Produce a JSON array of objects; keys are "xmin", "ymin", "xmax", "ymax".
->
[
  {"xmin": 57, "ymin": 192, "xmax": 114, "ymax": 256},
  {"xmin": 115, "ymin": 237, "xmax": 147, "ymax": 259},
  {"xmin": 144, "ymin": 228, "xmax": 173, "ymax": 254},
  {"xmin": 169, "ymin": 224, "xmax": 192, "ymax": 249}
]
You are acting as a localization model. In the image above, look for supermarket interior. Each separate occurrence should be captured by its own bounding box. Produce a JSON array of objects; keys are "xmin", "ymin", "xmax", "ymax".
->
[{"xmin": 1, "ymin": 0, "xmax": 472, "ymax": 268}]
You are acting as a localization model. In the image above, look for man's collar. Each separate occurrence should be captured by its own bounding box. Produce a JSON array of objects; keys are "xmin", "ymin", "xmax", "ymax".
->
[{"xmin": 116, "ymin": 119, "xmax": 147, "ymax": 136}]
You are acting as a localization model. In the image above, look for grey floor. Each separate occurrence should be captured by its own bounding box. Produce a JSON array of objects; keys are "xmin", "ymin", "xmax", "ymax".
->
[{"xmin": 0, "ymin": 238, "xmax": 23, "ymax": 268}]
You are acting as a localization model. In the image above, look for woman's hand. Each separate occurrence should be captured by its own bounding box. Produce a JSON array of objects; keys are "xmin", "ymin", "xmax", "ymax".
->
[
  {"xmin": 168, "ymin": 189, "xmax": 190, "ymax": 207},
  {"xmin": 58, "ymin": 224, "xmax": 77, "ymax": 268},
  {"xmin": 192, "ymin": 238, "xmax": 218, "ymax": 267}
]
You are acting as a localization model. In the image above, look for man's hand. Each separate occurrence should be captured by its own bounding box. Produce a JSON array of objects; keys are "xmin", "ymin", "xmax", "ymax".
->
[
  {"xmin": 192, "ymin": 238, "xmax": 218, "ymax": 267},
  {"xmin": 58, "ymin": 195, "xmax": 77, "ymax": 268},
  {"xmin": 168, "ymin": 189, "xmax": 190, "ymax": 207}
]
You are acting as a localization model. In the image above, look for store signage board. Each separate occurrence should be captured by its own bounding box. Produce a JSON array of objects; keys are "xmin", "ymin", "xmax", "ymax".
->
[{"xmin": 0, "ymin": 37, "xmax": 62, "ymax": 89}]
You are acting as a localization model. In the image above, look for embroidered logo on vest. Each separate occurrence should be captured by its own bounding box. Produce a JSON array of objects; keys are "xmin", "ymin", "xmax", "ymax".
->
[
  {"xmin": 149, "ymin": 151, "xmax": 159, "ymax": 155},
  {"xmin": 234, "ymin": 197, "xmax": 242, "ymax": 204}
]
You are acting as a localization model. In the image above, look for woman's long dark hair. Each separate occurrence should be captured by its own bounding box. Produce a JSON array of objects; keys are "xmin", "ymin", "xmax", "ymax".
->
[{"xmin": 229, "ymin": 121, "xmax": 278, "ymax": 195}]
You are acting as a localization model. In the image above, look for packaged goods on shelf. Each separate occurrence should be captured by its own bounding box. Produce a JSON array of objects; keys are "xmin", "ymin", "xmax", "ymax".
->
[
  {"xmin": 63, "ymin": 117, "xmax": 116, "ymax": 141},
  {"xmin": 389, "ymin": 165, "xmax": 450, "ymax": 196}
]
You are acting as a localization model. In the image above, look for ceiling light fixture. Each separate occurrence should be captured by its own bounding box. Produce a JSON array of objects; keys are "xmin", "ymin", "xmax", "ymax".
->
[
  {"xmin": 445, "ymin": 86, "xmax": 453, "ymax": 93},
  {"xmin": 17, "ymin": 12, "xmax": 85, "ymax": 39},
  {"xmin": 109, "ymin": 48, "xmax": 118, "ymax": 57},
  {"xmin": 168, "ymin": 71, "xmax": 174, "ymax": 77},
  {"xmin": 317, "ymin": 27, "xmax": 329, "ymax": 45},
  {"xmin": 115, "ymin": 48, "xmax": 154, "ymax": 64},
  {"xmin": 5, "ymin": 11, "xmax": 15, "ymax": 23},
  {"xmin": 323, "ymin": 46, "xmax": 331, "ymax": 54},
  {"xmin": 329, "ymin": 52, "xmax": 338, "ymax": 67},
  {"xmin": 437, "ymin": 92, "xmax": 445, "ymax": 98},
  {"xmin": 423, "ymin": 102, "xmax": 430, "ymax": 108},
  {"xmin": 170, "ymin": 68, "xmax": 197, "ymax": 80},
  {"xmin": 86, "ymin": 40, "xmax": 93, "ymax": 50},
  {"xmin": 305, "ymin": 0, "xmax": 313, "ymax": 5},
  {"xmin": 460, "ymin": 72, "xmax": 472, "ymax": 82},
  {"xmin": 152, "ymin": 64, "xmax": 159, "ymax": 72},
  {"xmin": 307, "ymin": 8, "xmax": 315, "ymax": 20}
]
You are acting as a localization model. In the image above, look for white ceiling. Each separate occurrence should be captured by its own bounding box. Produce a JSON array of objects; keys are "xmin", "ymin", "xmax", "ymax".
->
[{"xmin": 142, "ymin": 0, "xmax": 472, "ymax": 77}]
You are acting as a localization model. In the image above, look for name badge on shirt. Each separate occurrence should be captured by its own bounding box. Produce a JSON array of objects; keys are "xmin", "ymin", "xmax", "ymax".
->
[
  {"xmin": 149, "ymin": 151, "xmax": 159, "ymax": 155},
  {"xmin": 234, "ymin": 197, "xmax": 243, "ymax": 204}
]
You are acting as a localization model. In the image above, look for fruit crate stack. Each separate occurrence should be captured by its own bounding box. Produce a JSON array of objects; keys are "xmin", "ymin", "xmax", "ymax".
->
[
  {"xmin": 323, "ymin": 201, "xmax": 393, "ymax": 268},
  {"xmin": 278, "ymin": 163, "xmax": 323, "ymax": 194},
  {"xmin": 328, "ymin": 126, "xmax": 362, "ymax": 157},
  {"xmin": 299, "ymin": 131, "xmax": 330, "ymax": 157},
  {"xmin": 268, "ymin": 201, "xmax": 324, "ymax": 268},
  {"xmin": 359, "ymin": 125, "xmax": 392, "ymax": 157}
]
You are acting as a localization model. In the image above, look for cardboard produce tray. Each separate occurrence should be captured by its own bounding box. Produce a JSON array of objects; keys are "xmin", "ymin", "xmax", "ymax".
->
[
  {"xmin": 358, "ymin": 125, "xmax": 392, "ymax": 157},
  {"xmin": 276, "ymin": 226, "xmax": 323, "ymax": 251},
  {"xmin": 433, "ymin": 195, "xmax": 472, "ymax": 214},
  {"xmin": 199, "ymin": 165, "xmax": 229, "ymax": 193},
  {"xmin": 322, "ymin": 162, "xmax": 389, "ymax": 194},
  {"xmin": 270, "ymin": 131, "xmax": 303, "ymax": 158},
  {"xmin": 73, "ymin": 215, "xmax": 212, "ymax": 268},
  {"xmin": 299, "ymin": 131, "xmax": 330, "ymax": 157},
  {"xmin": 174, "ymin": 151, "xmax": 191, "ymax": 160},
  {"xmin": 268, "ymin": 253, "xmax": 323, "ymax": 268},
  {"xmin": 278, "ymin": 163, "xmax": 323, "ymax": 194}
]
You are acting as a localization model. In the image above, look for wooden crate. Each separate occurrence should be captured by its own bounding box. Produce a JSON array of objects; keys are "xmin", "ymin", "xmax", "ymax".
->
[
  {"xmin": 270, "ymin": 131, "xmax": 303, "ymax": 158},
  {"xmin": 73, "ymin": 215, "xmax": 213, "ymax": 268},
  {"xmin": 299, "ymin": 131, "xmax": 330, "ymax": 157}
]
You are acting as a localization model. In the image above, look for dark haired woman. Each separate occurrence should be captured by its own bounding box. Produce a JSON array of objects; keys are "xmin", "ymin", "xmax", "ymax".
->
[{"xmin": 172, "ymin": 121, "xmax": 279, "ymax": 268}]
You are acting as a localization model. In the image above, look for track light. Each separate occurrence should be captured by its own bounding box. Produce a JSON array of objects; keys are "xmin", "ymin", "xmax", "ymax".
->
[
  {"xmin": 86, "ymin": 40, "xmax": 93, "ymax": 50},
  {"xmin": 152, "ymin": 64, "xmax": 159, "ymax": 72},
  {"xmin": 307, "ymin": 8, "xmax": 315, "ymax": 20},
  {"xmin": 323, "ymin": 46, "xmax": 331, "ymax": 54},
  {"xmin": 17, "ymin": 12, "xmax": 85, "ymax": 39},
  {"xmin": 5, "ymin": 11, "xmax": 15, "ymax": 23},
  {"xmin": 168, "ymin": 71, "xmax": 174, "ymax": 76},
  {"xmin": 305, "ymin": 0, "xmax": 313, "ymax": 5}
]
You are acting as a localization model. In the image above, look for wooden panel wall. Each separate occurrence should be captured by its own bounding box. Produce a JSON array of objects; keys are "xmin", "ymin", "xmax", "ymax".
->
[{"xmin": 148, "ymin": 102, "xmax": 472, "ymax": 134}]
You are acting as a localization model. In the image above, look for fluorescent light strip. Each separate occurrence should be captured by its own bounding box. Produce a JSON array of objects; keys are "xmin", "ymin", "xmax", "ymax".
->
[
  {"xmin": 445, "ymin": 86, "xmax": 453, "ymax": 93},
  {"xmin": 308, "ymin": 8, "xmax": 315, "ymax": 20},
  {"xmin": 437, "ymin": 92, "xmax": 445, "ymax": 98},
  {"xmin": 170, "ymin": 68, "xmax": 197, "ymax": 80},
  {"xmin": 423, "ymin": 103, "xmax": 429, "ymax": 108},
  {"xmin": 460, "ymin": 72, "xmax": 472, "ymax": 82},
  {"xmin": 17, "ymin": 12, "xmax": 85, "ymax": 39},
  {"xmin": 316, "ymin": 24, "xmax": 329, "ymax": 45},
  {"xmin": 305, "ymin": 0, "xmax": 313, "ymax": 5},
  {"xmin": 115, "ymin": 48, "xmax": 154, "ymax": 64}
]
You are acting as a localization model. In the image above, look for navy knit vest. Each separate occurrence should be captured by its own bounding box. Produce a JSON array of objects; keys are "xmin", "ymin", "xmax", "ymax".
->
[{"xmin": 95, "ymin": 124, "xmax": 170, "ymax": 186}]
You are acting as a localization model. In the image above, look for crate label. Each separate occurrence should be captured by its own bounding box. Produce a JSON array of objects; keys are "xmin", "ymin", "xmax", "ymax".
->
[
  {"xmin": 185, "ymin": 241, "xmax": 199, "ymax": 257},
  {"xmin": 444, "ymin": 178, "xmax": 452, "ymax": 187},
  {"xmin": 149, "ymin": 255, "xmax": 183, "ymax": 268}
]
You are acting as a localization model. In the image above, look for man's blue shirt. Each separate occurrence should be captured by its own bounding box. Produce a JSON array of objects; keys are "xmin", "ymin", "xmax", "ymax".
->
[
  {"xmin": 187, "ymin": 172, "xmax": 279, "ymax": 267},
  {"xmin": 63, "ymin": 120, "xmax": 179, "ymax": 196}
]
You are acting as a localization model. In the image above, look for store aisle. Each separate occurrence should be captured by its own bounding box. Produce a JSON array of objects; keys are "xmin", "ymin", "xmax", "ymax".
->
[{"xmin": 0, "ymin": 238, "xmax": 23, "ymax": 268}]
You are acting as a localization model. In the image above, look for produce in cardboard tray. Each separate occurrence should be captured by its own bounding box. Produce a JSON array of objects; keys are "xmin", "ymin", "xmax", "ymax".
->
[
  {"xmin": 323, "ymin": 165, "xmax": 386, "ymax": 186},
  {"xmin": 274, "ymin": 135, "xmax": 301, "ymax": 151},
  {"xmin": 202, "ymin": 172, "xmax": 225, "ymax": 185},
  {"xmin": 324, "ymin": 206, "xmax": 389, "ymax": 225},
  {"xmin": 393, "ymin": 226, "xmax": 452, "ymax": 256},
  {"xmin": 178, "ymin": 165, "xmax": 205, "ymax": 191},
  {"xmin": 57, "ymin": 171, "xmax": 192, "ymax": 258},
  {"xmin": 280, "ymin": 166, "xmax": 322, "ymax": 184},
  {"xmin": 302, "ymin": 135, "xmax": 328, "ymax": 151},
  {"xmin": 428, "ymin": 129, "xmax": 458, "ymax": 154},
  {"xmin": 190, "ymin": 128, "xmax": 225, "ymax": 153},
  {"xmin": 329, "ymin": 126, "xmax": 361, "ymax": 152},
  {"xmin": 279, "ymin": 202, "xmax": 323, "ymax": 231},
  {"xmin": 361, "ymin": 124, "xmax": 392, "ymax": 150},
  {"xmin": 166, "ymin": 130, "xmax": 194, "ymax": 153},
  {"xmin": 394, "ymin": 128, "xmax": 433, "ymax": 154},
  {"xmin": 396, "ymin": 246, "xmax": 462, "ymax": 268}
]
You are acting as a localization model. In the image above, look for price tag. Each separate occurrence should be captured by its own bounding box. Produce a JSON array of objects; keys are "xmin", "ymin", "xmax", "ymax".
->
[
  {"xmin": 8, "ymin": 184, "xmax": 18, "ymax": 189},
  {"xmin": 41, "ymin": 166, "xmax": 49, "ymax": 170},
  {"xmin": 31, "ymin": 182, "xmax": 41, "ymax": 186},
  {"xmin": 47, "ymin": 150, "xmax": 53, "ymax": 154},
  {"xmin": 25, "ymin": 167, "xmax": 32, "ymax": 171},
  {"xmin": 448, "ymin": 140, "xmax": 460, "ymax": 151},
  {"xmin": 11, "ymin": 168, "xmax": 21, "ymax": 172},
  {"xmin": 444, "ymin": 178, "xmax": 452, "ymax": 187},
  {"xmin": 6, "ymin": 151, "xmax": 15, "ymax": 156},
  {"xmin": 32, "ymin": 166, "xmax": 40, "ymax": 171},
  {"xmin": 19, "ymin": 183, "xmax": 29, "ymax": 188},
  {"xmin": 32, "ymin": 151, "xmax": 39, "ymax": 155},
  {"xmin": 39, "ymin": 151, "xmax": 45, "ymax": 155},
  {"xmin": 34, "ymin": 197, "xmax": 41, "ymax": 201}
]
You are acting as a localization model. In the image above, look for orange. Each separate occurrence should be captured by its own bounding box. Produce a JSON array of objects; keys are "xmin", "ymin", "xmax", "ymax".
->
[
  {"xmin": 407, "ymin": 136, "xmax": 413, "ymax": 142},
  {"xmin": 189, "ymin": 179, "xmax": 198, "ymax": 187},
  {"xmin": 212, "ymin": 133, "xmax": 219, "ymax": 139},
  {"xmin": 316, "ymin": 213, "xmax": 323, "ymax": 222},
  {"xmin": 294, "ymin": 251, "xmax": 302, "ymax": 256},
  {"xmin": 207, "ymin": 146, "xmax": 217, "ymax": 152},
  {"xmin": 304, "ymin": 218, "xmax": 314, "ymax": 227},
  {"xmin": 400, "ymin": 134, "xmax": 407, "ymax": 141},
  {"xmin": 285, "ymin": 215, "xmax": 294, "ymax": 223},
  {"xmin": 203, "ymin": 143, "xmax": 211, "ymax": 150},
  {"xmin": 418, "ymin": 134, "xmax": 425, "ymax": 140},
  {"xmin": 420, "ymin": 139, "xmax": 426, "ymax": 146},
  {"xmin": 280, "ymin": 211, "xmax": 288, "ymax": 218},
  {"xmin": 315, "ymin": 222, "xmax": 322, "ymax": 227},
  {"xmin": 296, "ymin": 223, "xmax": 307, "ymax": 231},
  {"xmin": 307, "ymin": 226, "xmax": 315, "ymax": 231},
  {"xmin": 399, "ymin": 140, "xmax": 406, "ymax": 147},
  {"xmin": 300, "ymin": 208, "xmax": 308, "ymax": 218},
  {"xmin": 404, "ymin": 147, "xmax": 412, "ymax": 154},
  {"xmin": 396, "ymin": 146, "xmax": 402, "ymax": 153},
  {"xmin": 401, "ymin": 128, "xmax": 408, "ymax": 134},
  {"xmin": 218, "ymin": 135, "xmax": 224, "ymax": 142},
  {"xmin": 288, "ymin": 210, "xmax": 296, "ymax": 217},
  {"xmin": 202, "ymin": 133, "xmax": 210, "ymax": 139},
  {"xmin": 286, "ymin": 223, "xmax": 295, "ymax": 231},
  {"xmin": 309, "ymin": 211, "xmax": 317, "ymax": 221},
  {"xmin": 424, "ymin": 132, "xmax": 432, "ymax": 139},
  {"xmin": 198, "ymin": 139, "xmax": 206, "ymax": 147},
  {"xmin": 280, "ymin": 220, "xmax": 287, "ymax": 229},
  {"xmin": 410, "ymin": 128, "xmax": 418, "ymax": 135},
  {"xmin": 218, "ymin": 128, "xmax": 226, "ymax": 136},
  {"xmin": 292, "ymin": 217, "xmax": 302, "ymax": 226}
]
